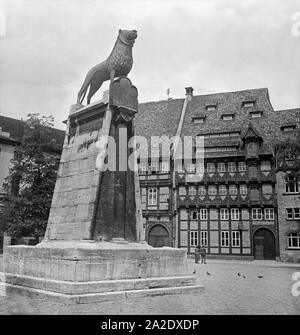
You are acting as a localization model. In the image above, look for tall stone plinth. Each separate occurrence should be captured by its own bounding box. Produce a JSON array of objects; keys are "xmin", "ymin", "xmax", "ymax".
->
[{"xmin": 1, "ymin": 77, "xmax": 203, "ymax": 303}]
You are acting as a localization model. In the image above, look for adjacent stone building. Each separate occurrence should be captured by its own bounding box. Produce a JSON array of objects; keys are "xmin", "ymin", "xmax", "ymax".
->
[
  {"xmin": 135, "ymin": 87, "xmax": 300, "ymax": 261},
  {"xmin": 274, "ymin": 109, "xmax": 300, "ymax": 262}
]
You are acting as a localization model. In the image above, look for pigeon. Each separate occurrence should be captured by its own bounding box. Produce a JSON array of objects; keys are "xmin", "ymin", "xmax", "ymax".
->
[
  {"xmin": 237, "ymin": 272, "xmax": 241, "ymax": 276},
  {"xmin": 206, "ymin": 271, "xmax": 211, "ymax": 276},
  {"xmin": 257, "ymin": 275, "xmax": 264, "ymax": 279},
  {"xmin": 192, "ymin": 270, "xmax": 196, "ymax": 274}
]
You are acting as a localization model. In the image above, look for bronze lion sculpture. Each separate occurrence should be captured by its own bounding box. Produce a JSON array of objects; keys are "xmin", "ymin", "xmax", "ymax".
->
[{"xmin": 77, "ymin": 29, "xmax": 138, "ymax": 105}]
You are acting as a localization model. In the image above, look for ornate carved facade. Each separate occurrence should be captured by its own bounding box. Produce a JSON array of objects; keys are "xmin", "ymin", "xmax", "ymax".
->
[{"xmin": 135, "ymin": 87, "xmax": 300, "ymax": 261}]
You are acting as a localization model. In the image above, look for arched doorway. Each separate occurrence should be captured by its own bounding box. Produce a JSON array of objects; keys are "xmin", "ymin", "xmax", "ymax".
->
[
  {"xmin": 148, "ymin": 225, "xmax": 170, "ymax": 247},
  {"xmin": 253, "ymin": 228, "xmax": 275, "ymax": 260}
]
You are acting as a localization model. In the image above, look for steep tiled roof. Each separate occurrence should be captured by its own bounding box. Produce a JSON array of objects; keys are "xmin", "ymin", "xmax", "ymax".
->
[
  {"xmin": 135, "ymin": 88, "xmax": 299, "ymax": 156},
  {"xmin": 0, "ymin": 115, "xmax": 65, "ymax": 145},
  {"xmin": 181, "ymin": 88, "xmax": 274, "ymax": 143},
  {"xmin": 135, "ymin": 98, "xmax": 184, "ymax": 140}
]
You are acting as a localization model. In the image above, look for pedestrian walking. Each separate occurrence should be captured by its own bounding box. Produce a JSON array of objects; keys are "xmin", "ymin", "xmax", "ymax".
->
[{"xmin": 200, "ymin": 244, "xmax": 207, "ymax": 264}]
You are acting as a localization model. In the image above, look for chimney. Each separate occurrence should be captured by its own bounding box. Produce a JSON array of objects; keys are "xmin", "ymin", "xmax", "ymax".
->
[{"xmin": 185, "ymin": 87, "xmax": 193, "ymax": 101}]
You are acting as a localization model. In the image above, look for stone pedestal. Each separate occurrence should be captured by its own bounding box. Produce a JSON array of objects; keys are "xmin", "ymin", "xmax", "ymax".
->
[
  {"xmin": 3, "ymin": 241, "xmax": 202, "ymax": 303},
  {"xmin": 1, "ymin": 77, "xmax": 203, "ymax": 303}
]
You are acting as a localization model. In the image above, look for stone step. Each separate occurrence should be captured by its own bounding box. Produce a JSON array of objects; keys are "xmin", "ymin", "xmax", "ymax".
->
[
  {"xmin": 2, "ymin": 280, "xmax": 204, "ymax": 304},
  {"xmin": 0, "ymin": 272, "xmax": 200, "ymax": 295}
]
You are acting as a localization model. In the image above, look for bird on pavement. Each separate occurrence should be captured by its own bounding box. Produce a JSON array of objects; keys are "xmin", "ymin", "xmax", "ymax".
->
[
  {"xmin": 257, "ymin": 275, "xmax": 264, "ymax": 279},
  {"xmin": 237, "ymin": 272, "xmax": 241, "ymax": 276},
  {"xmin": 192, "ymin": 270, "xmax": 196, "ymax": 274},
  {"xmin": 206, "ymin": 271, "xmax": 211, "ymax": 276}
]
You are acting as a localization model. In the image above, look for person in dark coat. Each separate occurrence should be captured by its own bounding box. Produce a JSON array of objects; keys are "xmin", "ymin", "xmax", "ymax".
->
[
  {"xmin": 200, "ymin": 244, "xmax": 207, "ymax": 264},
  {"xmin": 194, "ymin": 245, "xmax": 200, "ymax": 263}
]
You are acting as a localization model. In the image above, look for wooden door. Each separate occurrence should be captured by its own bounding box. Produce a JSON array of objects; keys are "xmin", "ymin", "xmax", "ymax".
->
[
  {"xmin": 253, "ymin": 229, "xmax": 275, "ymax": 260},
  {"xmin": 148, "ymin": 225, "xmax": 170, "ymax": 247}
]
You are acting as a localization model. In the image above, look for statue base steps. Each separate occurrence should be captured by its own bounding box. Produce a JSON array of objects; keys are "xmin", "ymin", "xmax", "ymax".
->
[{"xmin": 2, "ymin": 242, "xmax": 204, "ymax": 304}]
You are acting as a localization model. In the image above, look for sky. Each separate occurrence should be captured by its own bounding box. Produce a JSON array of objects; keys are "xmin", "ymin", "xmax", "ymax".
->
[{"xmin": 0, "ymin": 0, "xmax": 300, "ymax": 129}]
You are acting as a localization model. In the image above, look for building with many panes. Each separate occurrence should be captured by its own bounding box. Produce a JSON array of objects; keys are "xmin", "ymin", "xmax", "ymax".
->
[{"xmin": 135, "ymin": 87, "xmax": 300, "ymax": 261}]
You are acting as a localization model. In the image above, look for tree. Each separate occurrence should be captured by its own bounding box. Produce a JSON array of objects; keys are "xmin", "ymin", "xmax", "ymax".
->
[{"xmin": 1, "ymin": 113, "xmax": 61, "ymax": 238}]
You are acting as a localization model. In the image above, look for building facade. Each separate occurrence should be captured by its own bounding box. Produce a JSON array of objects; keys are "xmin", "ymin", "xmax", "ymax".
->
[{"xmin": 135, "ymin": 87, "xmax": 300, "ymax": 261}]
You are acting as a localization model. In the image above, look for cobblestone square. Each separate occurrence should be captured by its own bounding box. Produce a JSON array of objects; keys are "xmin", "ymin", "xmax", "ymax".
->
[{"xmin": 0, "ymin": 256, "xmax": 299, "ymax": 315}]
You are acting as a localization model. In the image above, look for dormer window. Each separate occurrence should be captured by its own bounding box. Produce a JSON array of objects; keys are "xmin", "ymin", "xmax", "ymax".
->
[
  {"xmin": 206, "ymin": 104, "xmax": 217, "ymax": 111},
  {"xmin": 281, "ymin": 125, "xmax": 296, "ymax": 132},
  {"xmin": 221, "ymin": 114, "xmax": 234, "ymax": 121},
  {"xmin": 250, "ymin": 111, "xmax": 262, "ymax": 118},
  {"xmin": 243, "ymin": 101, "xmax": 255, "ymax": 108},
  {"xmin": 192, "ymin": 117, "xmax": 206, "ymax": 124}
]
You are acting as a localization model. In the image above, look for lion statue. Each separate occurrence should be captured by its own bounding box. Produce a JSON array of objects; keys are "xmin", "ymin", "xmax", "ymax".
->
[{"xmin": 77, "ymin": 29, "xmax": 138, "ymax": 105}]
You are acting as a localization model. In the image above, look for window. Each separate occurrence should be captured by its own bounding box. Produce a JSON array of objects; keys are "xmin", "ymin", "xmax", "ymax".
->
[
  {"xmin": 249, "ymin": 165, "xmax": 258, "ymax": 179},
  {"xmin": 231, "ymin": 231, "xmax": 240, "ymax": 247},
  {"xmin": 220, "ymin": 208, "xmax": 229, "ymax": 220},
  {"xmin": 286, "ymin": 208, "xmax": 300, "ymax": 220},
  {"xmin": 188, "ymin": 186, "xmax": 197, "ymax": 196},
  {"xmin": 264, "ymin": 208, "xmax": 274, "ymax": 220},
  {"xmin": 249, "ymin": 188, "xmax": 260, "ymax": 201},
  {"xmin": 240, "ymin": 184, "xmax": 248, "ymax": 195},
  {"xmin": 243, "ymin": 101, "xmax": 255, "ymax": 108},
  {"xmin": 281, "ymin": 125, "xmax": 296, "ymax": 132},
  {"xmin": 202, "ymin": 132, "xmax": 240, "ymax": 139},
  {"xmin": 218, "ymin": 162, "xmax": 226, "ymax": 173},
  {"xmin": 206, "ymin": 104, "xmax": 217, "ymax": 111},
  {"xmin": 200, "ymin": 231, "xmax": 208, "ymax": 247},
  {"xmin": 228, "ymin": 162, "xmax": 236, "ymax": 172},
  {"xmin": 196, "ymin": 163, "xmax": 205, "ymax": 174},
  {"xmin": 238, "ymin": 162, "xmax": 246, "ymax": 172},
  {"xmin": 286, "ymin": 208, "xmax": 294, "ymax": 219},
  {"xmin": 190, "ymin": 231, "xmax": 199, "ymax": 247},
  {"xmin": 200, "ymin": 209, "xmax": 208, "ymax": 220},
  {"xmin": 221, "ymin": 231, "xmax": 230, "ymax": 247},
  {"xmin": 198, "ymin": 185, "xmax": 206, "ymax": 196},
  {"xmin": 231, "ymin": 208, "xmax": 239, "ymax": 220},
  {"xmin": 207, "ymin": 163, "xmax": 215, "ymax": 173},
  {"xmin": 179, "ymin": 186, "xmax": 186, "ymax": 196},
  {"xmin": 149, "ymin": 161, "xmax": 159, "ymax": 174},
  {"xmin": 261, "ymin": 161, "xmax": 271, "ymax": 171},
  {"xmin": 219, "ymin": 185, "xmax": 227, "ymax": 196},
  {"xmin": 262, "ymin": 184, "xmax": 273, "ymax": 196},
  {"xmin": 186, "ymin": 163, "xmax": 196, "ymax": 174},
  {"xmin": 139, "ymin": 162, "xmax": 147, "ymax": 174},
  {"xmin": 285, "ymin": 175, "xmax": 299, "ymax": 193},
  {"xmin": 205, "ymin": 146, "xmax": 237, "ymax": 152},
  {"xmin": 222, "ymin": 114, "xmax": 234, "ymax": 121},
  {"xmin": 192, "ymin": 117, "xmax": 205, "ymax": 124},
  {"xmin": 159, "ymin": 187, "xmax": 169, "ymax": 210},
  {"xmin": 252, "ymin": 208, "xmax": 262, "ymax": 220},
  {"xmin": 288, "ymin": 233, "xmax": 300, "ymax": 249},
  {"xmin": 160, "ymin": 161, "xmax": 170, "ymax": 173},
  {"xmin": 229, "ymin": 185, "xmax": 238, "ymax": 195},
  {"xmin": 190, "ymin": 210, "xmax": 198, "ymax": 220},
  {"xmin": 148, "ymin": 188, "xmax": 158, "ymax": 205},
  {"xmin": 208, "ymin": 185, "xmax": 217, "ymax": 196},
  {"xmin": 250, "ymin": 111, "xmax": 262, "ymax": 118}
]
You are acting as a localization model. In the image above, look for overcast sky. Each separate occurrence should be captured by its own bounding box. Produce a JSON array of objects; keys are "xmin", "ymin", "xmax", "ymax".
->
[{"xmin": 0, "ymin": 0, "xmax": 300, "ymax": 129}]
